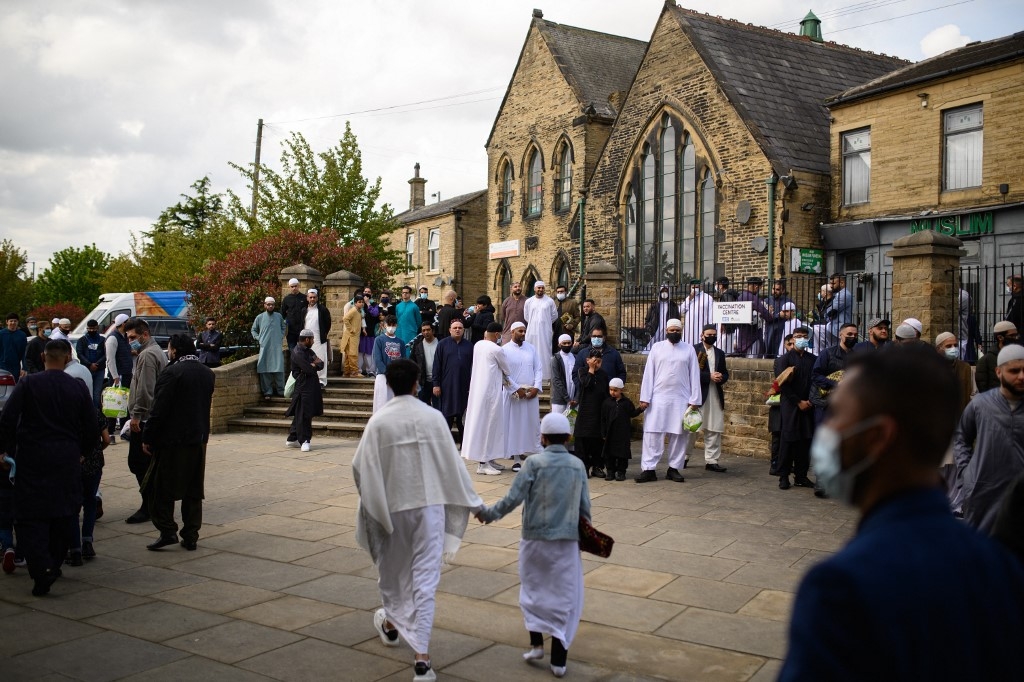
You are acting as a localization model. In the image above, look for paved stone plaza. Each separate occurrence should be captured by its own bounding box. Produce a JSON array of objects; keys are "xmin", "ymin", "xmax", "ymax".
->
[{"xmin": 0, "ymin": 433, "xmax": 857, "ymax": 681}]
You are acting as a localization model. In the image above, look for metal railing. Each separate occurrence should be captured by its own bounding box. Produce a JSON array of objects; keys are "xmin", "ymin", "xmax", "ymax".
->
[{"xmin": 955, "ymin": 262, "xmax": 1024, "ymax": 361}]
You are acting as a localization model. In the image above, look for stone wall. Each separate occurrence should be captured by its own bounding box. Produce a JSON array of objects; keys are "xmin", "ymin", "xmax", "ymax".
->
[
  {"xmin": 209, "ymin": 354, "xmax": 267, "ymax": 433},
  {"xmin": 620, "ymin": 353, "xmax": 774, "ymax": 459}
]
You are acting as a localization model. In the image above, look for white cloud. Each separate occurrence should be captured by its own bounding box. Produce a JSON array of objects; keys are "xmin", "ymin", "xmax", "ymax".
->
[
  {"xmin": 119, "ymin": 120, "xmax": 144, "ymax": 138},
  {"xmin": 920, "ymin": 24, "xmax": 971, "ymax": 58}
]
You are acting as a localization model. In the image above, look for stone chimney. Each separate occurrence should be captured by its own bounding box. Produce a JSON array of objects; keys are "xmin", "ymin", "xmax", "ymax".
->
[{"xmin": 409, "ymin": 163, "xmax": 426, "ymax": 210}]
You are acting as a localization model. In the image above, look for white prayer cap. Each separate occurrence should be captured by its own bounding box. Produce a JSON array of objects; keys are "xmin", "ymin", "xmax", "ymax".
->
[
  {"xmin": 534, "ymin": 281, "xmax": 545, "ymax": 289},
  {"xmin": 307, "ymin": 288, "xmax": 318, "ymax": 295},
  {"xmin": 113, "ymin": 313, "xmax": 130, "ymax": 326},
  {"xmin": 558, "ymin": 334, "xmax": 572, "ymax": 344},
  {"xmin": 59, "ymin": 318, "xmax": 71, "ymax": 325},
  {"xmin": 264, "ymin": 296, "xmax": 276, "ymax": 304},
  {"xmin": 903, "ymin": 318, "xmax": 923, "ymax": 334},
  {"xmin": 894, "ymin": 324, "xmax": 917, "ymax": 340},
  {"xmin": 51, "ymin": 318, "xmax": 60, "ymax": 325},
  {"xmin": 934, "ymin": 332, "xmax": 956, "ymax": 347},
  {"xmin": 998, "ymin": 344, "xmax": 1024, "ymax": 366},
  {"xmin": 666, "ymin": 318, "xmax": 683, "ymax": 330},
  {"xmin": 288, "ymin": 278, "xmax": 300, "ymax": 286},
  {"xmin": 781, "ymin": 302, "xmax": 796, "ymax": 311},
  {"xmin": 511, "ymin": 321, "xmax": 526, "ymax": 331},
  {"xmin": 299, "ymin": 329, "xmax": 315, "ymax": 338},
  {"xmin": 540, "ymin": 412, "xmax": 571, "ymax": 435},
  {"xmin": 609, "ymin": 378, "xmax": 624, "ymax": 389}
]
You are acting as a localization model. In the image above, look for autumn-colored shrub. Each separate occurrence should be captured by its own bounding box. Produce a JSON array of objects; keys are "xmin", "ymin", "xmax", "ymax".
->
[
  {"xmin": 184, "ymin": 230, "xmax": 392, "ymax": 344},
  {"xmin": 27, "ymin": 302, "xmax": 88, "ymax": 326}
]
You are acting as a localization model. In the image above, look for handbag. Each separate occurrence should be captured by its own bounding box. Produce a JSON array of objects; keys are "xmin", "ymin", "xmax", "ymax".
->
[
  {"xmin": 100, "ymin": 385, "xmax": 130, "ymax": 418},
  {"xmin": 578, "ymin": 516, "xmax": 614, "ymax": 558},
  {"xmin": 284, "ymin": 372, "xmax": 296, "ymax": 398}
]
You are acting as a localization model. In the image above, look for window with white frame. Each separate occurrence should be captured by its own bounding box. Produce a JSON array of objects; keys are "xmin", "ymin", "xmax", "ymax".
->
[
  {"xmin": 944, "ymin": 104, "xmax": 983, "ymax": 191},
  {"xmin": 427, "ymin": 229, "xmax": 440, "ymax": 271},
  {"xmin": 405, "ymin": 232, "xmax": 415, "ymax": 274},
  {"xmin": 842, "ymin": 128, "xmax": 871, "ymax": 204}
]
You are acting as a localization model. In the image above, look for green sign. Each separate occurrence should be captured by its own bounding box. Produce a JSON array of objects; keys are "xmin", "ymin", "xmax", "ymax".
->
[
  {"xmin": 791, "ymin": 247, "xmax": 824, "ymax": 274},
  {"xmin": 910, "ymin": 211, "xmax": 993, "ymax": 238}
]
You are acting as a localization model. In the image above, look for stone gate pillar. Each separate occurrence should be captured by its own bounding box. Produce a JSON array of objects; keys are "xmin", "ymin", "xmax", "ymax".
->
[
  {"xmin": 322, "ymin": 269, "xmax": 364, "ymax": 371},
  {"xmin": 279, "ymin": 263, "xmax": 323, "ymax": 300},
  {"xmin": 887, "ymin": 231, "xmax": 964, "ymax": 343},
  {"xmin": 586, "ymin": 261, "xmax": 623, "ymax": 345}
]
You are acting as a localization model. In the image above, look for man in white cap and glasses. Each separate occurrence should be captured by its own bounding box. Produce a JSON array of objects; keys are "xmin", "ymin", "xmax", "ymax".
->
[
  {"xmin": 354, "ymin": 359, "xmax": 483, "ymax": 682},
  {"xmin": 304, "ymin": 289, "xmax": 332, "ymax": 387},
  {"xmin": 503, "ymin": 321, "xmax": 543, "ymax": 471},
  {"xmin": 281, "ymin": 277, "xmax": 306, "ymax": 348},
  {"xmin": 476, "ymin": 410, "xmax": 591, "ymax": 679},
  {"xmin": 251, "ymin": 297, "xmax": 287, "ymax": 400},
  {"xmin": 636, "ymin": 318, "xmax": 701, "ymax": 483},
  {"xmin": 954, "ymin": 343, "xmax": 1024, "ymax": 532},
  {"xmin": 463, "ymin": 322, "xmax": 521, "ymax": 475},
  {"xmin": 523, "ymin": 281, "xmax": 558, "ymax": 382}
]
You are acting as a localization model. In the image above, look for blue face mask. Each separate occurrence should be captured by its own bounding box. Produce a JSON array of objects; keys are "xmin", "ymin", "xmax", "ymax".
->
[
  {"xmin": 810, "ymin": 417, "xmax": 882, "ymax": 504},
  {"xmin": 591, "ymin": 337, "xmax": 604, "ymax": 348},
  {"xmin": 419, "ymin": 292, "xmax": 428, "ymax": 300},
  {"xmin": 794, "ymin": 338, "xmax": 810, "ymax": 350},
  {"xmin": 130, "ymin": 340, "xmax": 142, "ymax": 352},
  {"xmin": 44, "ymin": 329, "xmax": 52, "ymax": 337}
]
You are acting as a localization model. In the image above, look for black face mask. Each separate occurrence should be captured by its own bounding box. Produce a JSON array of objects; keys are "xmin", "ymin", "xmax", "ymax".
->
[
  {"xmin": 704, "ymin": 335, "xmax": 717, "ymax": 345},
  {"xmin": 559, "ymin": 345, "xmax": 572, "ymax": 354},
  {"xmin": 667, "ymin": 332, "xmax": 682, "ymax": 344},
  {"xmin": 842, "ymin": 336, "xmax": 857, "ymax": 349}
]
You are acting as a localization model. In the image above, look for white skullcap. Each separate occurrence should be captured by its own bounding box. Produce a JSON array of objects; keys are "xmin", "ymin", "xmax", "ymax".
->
[
  {"xmin": 894, "ymin": 324, "xmax": 917, "ymax": 340},
  {"xmin": 558, "ymin": 334, "xmax": 572, "ymax": 344},
  {"xmin": 511, "ymin": 321, "xmax": 526, "ymax": 330},
  {"xmin": 781, "ymin": 302, "xmax": 797, "ymax": 311},
  {"xmin": 264, "ymin": 296, "xmax": 276, "ymax": 304},
  {"xmin": 998, "ymin": 344, "xmax": 1024, "ymax": 366},
  {"xmin": 994, "ymin": 321, "xmax": 1017, "ymax": 335},
  {"xmin": 299, "ymin": 329, "xmax": 315, "ymax": 338},
  {"xmin": 934, "ymin": 332, "xmax": 956, "ymax": 347},
  {"xmin": 534, "ymin": 281, "xmax": 545, "ymax": 289},
  {"xmin": 903, "ymin": 318, "xmax": 923, "ymax": 334},
  {"xmin": 609, "ymin": 378, "xmax": 624, "ymax": 389},
  {"xmin": 288, "ymin": 278, "xmax": 300, "ymax": 286},
  {"xmin": 59, "ymin": 318, "xmax": 71, "ymax": 325},
  {"xmin": 307, "ymin": 289, "xmax": 318, "ymax": 295},
  {"xmin": 540, "ymin": 412, "xmax": 571, "ymax": 435},
  {"xmin": 666, "ymin": 318, "xmax": 683, "ymax": 330},
  {"xmin": 113, "ymin": 313, "xmax": 130, "ymax": 326},
  {"xmin": 51, "ymin": 318, "xmax": 60, "ymax": 325}
]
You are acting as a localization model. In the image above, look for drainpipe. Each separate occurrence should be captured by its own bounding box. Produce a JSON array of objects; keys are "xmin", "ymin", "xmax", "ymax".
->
[
  {"xmin": 569, "ymin": 194, "xmax": 586, "ymax": 297},
  {"xmin": 766, "ymin": 173, "xmax": 778, "ymax": 282}
]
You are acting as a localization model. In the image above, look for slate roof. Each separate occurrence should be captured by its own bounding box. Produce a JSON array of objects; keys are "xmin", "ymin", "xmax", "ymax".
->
[
  {"xmin": 485, "ymin": 15, "xmax": 646, "ymax": 148},
  {"xmin": 669, "ymin": 6, "xmax": 908, "ymax": 175},
  {"xmin": 393, "ymin": 189, "xmax": 487, "ymax": 225},
  {"xmin": 828, "ymin": 31, "xmax": 1024, "ymax": 106}
]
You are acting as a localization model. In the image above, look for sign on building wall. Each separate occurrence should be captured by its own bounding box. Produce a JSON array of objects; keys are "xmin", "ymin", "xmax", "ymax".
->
[
  {"xmin": 714, "ymin": 301, "xmax": 752, "ymax": 324},
  {"xmin": 910, "ymin": 211, "xmax": 994, "ymax": 238},
  {"xmin": 791, "ymin": 247, "xmax": 824, "ymax": 274},
  {"xmin": 489, "ymin": 239, "xmax": 520, "ymax": 260}
]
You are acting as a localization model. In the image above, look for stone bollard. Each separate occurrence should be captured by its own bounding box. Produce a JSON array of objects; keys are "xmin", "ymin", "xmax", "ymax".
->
[{"xmin": 887, "ymin": 231, "xmax": 964, "ymax": 342}]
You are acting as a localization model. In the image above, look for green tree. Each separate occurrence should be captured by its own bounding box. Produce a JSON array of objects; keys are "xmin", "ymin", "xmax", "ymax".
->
[
  {"xmin": 33, "ymin": 244, "xmax": 110, "ymax": 311},
  {"xmin": 0, "ymin": 239, "xmax": 34, "ymax": 316},
  {"xmin": 152, "ymin": 176, "xmax": 224, "ymax": 234},
  {"xmin": 226, "ymin": 125, "xmax": 403, "ymax": 273}
]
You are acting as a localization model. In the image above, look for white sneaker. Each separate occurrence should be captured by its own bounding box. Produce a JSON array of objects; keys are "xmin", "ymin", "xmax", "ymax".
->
[
  {"xmin": 523, "ymin": 647, "xmax": 544, "ymax": 661},
  {"xmin": 477, "ymin": 463, "xmax": 502, "ymax": 476},
  {"xmin": 300, "ymin": 442, "xmax": 311, "ymax": 452},
  {"xmin": 285, "ymin": 440, "xmax": 299, "ymax": 448},
  {"xmin": 373, "ymin": 608, "xmax": 400, "ymax": 647},
  {"xmin": 487, "ymin": 460, "xmax": 506, "ymax": 471},
  {"xmin": 551, "ymin": 664, "xmax": 567, "ymax": 678}
]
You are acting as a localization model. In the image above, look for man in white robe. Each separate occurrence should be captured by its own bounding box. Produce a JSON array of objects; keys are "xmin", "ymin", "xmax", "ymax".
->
[
  {"xmin": 523, "ymin": 281, "xmax": 558, "ymax": 382},
  {"xmin": 681, "ymin": 280, "xmax": 716, "ymax": 346},
  {"xmin": 636, "ymin": 318, "xmax": 701, "ymax": 483},
  {"xmin": 353, "ymin": 359, "xmax": 483, "ymax": 682},
  {"xmin": 462, "ymin": 322, "xmax": 521, "ymax": 476},
  {"xmin": 304, "ymin": 289, "xmax": 332, "ymax": 386},
  {"xmin": 502, "ymin": 321, "xmax": 543, "ymax": 469},
  {"xmin": 250, "ymin": 297, "xmax": 287, "ymax": 398}
]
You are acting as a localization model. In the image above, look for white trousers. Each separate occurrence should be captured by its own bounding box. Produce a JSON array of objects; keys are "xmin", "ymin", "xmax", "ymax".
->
[
  {"xmin": 373, "ymin": 374, "xmax": 394, "ymax": 412},
  {"xmin": 641, "ymin": 432, "xmax": 688, "ymax": 471},
  {"xmin": 377, "ymin": 505, "xmax": 444, "ymax": 655}
]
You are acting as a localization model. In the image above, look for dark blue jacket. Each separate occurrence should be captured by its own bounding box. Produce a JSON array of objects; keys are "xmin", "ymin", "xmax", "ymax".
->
[
  {"xmin": 76, "ymin": 332, "xmax": 107, "ymax": 371},
  {"xmin": 694, "ymin": 342, "xmax": 728, "ymax": 408},
  {"xmin": 574, "ymin": 344, "xmax": 625, "ymax": 384},
  {"xmin": 781, "ymin": 488, "xmax": 1024, "ymax": 681}
]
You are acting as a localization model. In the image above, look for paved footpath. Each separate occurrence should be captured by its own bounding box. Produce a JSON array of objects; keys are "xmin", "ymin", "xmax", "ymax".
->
[{"xmin": 0, "ymin": 434, "xmax": 857, "ymax": 681}]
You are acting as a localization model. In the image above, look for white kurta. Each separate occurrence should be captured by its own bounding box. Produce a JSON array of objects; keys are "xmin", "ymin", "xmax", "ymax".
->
[
  {"xmin": 640, "ymin": 339, "xmax": 702, "ymax": 435},
  {"xmin": 519, "ymin": 538, "xmax": 584, "ymax": 648},
  {"xmin": 462, "ymin": 340, "xmax": 520, "ymax": 463},
  {"xmin": 502, "ymin": 341, "xmax": 543, "ymax": 458},
  {"xmin": 524, "ymin": 295, "xmax": 559, "ymax": 381},
  {"xmin": 681, "ymin": 292, "xmax": 715, "ymax": 346},
  {"xmin": 699, "ymin": 349, "xmax": 725, "ymax": 433},
  {"xmin": 776, "ymin": 318, "xmax": 801, "ymax": 357},
  {"xmin": 305, "ymin": 307, "xmax": 329, "ymax": 385}
]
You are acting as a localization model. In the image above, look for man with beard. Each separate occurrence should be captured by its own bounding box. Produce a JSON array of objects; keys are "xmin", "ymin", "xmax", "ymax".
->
[
  {"xmin": 432, "ymin": 319, "xmax": 474, "ymax": 444},
  {"xmin": 124, "ymin": 317, "xmax": 168, "ymax": 523},
  {"xmin": 463, "ymin": 322, "xmax": 521, "ymax": 476},
  {"xmin": 500, "ymin": 282, "xmax": 527, "ymax": 344},
  {"xmin": 251, "ymin": 297, "xmax": 287, "ymax": 399},
  {"xmin": 281, "ymin": 278, "xmax": 306, "ymax": 349},
  {"xmin": 304, "ymin": 289, "xmax": 332, "ymax": 387},
  {"xmin": 523, "ymin": 281, "xmax": 558, "ymax": 382},
  {"xmin": 286, "ymin": 330, "xmax": 325, "ymax": 452},
  {"xmin": 141, "ymin": 335, "xmax": 215, "ymax": 551},
  {"xmin": 976, "ymin": 321, "xmax": 1018, "ymax": 392},
  {"xmin": 502, "ymin": 322, "xmax": 543, "ymax": 472},
  {"xmin": 852, "ymin": 318, "xmax": 890, "ymax": 353}
]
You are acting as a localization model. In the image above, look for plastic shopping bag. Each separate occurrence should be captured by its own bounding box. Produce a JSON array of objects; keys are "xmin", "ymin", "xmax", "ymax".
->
[{"xmin": 101, "ymin": 386, "xmax": 130, "ymax": 418}]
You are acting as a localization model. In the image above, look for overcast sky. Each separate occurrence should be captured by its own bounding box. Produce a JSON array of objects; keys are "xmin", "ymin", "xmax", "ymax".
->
[{"xmin": 1, "ymin": 0, "xmax": 1019, "ymax": 275}]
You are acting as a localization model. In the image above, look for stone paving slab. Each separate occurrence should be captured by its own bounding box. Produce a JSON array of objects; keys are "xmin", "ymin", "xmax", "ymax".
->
[{"xmin": 0, "ymin": 434, "xmax": 859, "ymax": 681}]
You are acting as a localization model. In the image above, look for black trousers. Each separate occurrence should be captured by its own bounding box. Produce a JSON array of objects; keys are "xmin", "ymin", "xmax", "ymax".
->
[
  {"xmin": 778, "ymin": 438, "xmax": 811, "ymax": 480},
  {"xmin": 289, "ymin": 416, "xmax": 314, "ymax": 444},
  {"xmin": 530, "ymin": 631, "xmax": 568, "ymax": 667},
  {"xmin": 446, "ymin": 414, "xmax": 464, "ymax": 445},
  {"xmin": 149, "ymin": 494, "xmax": 202, "ymax": 543},
  {"xmin": 575, "ymin": 436, "xmax": 604, "ymax": 472},
  {"xmin": 127, "ymin": 426, "xmax": 152, "ymax": 512},
  {"xmin": 16, "ymin": 516, "xmax": 72, "ymax": 581},
  {"xmin": 604, "ymin": 452, "xmax": 629, "ymax": 474}
]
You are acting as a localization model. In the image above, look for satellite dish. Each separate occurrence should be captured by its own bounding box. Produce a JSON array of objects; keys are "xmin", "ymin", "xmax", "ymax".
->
[
  {"xmin": 751, "ymin": 237, "xmax": 768, "ymax": 253},
  {"xmin": 736, "ymin": 200, "xmax": 752, "ymax": 224},
  {"xmin": 433, "ymin": 276, "xmax": 444, "ymax": 287}
]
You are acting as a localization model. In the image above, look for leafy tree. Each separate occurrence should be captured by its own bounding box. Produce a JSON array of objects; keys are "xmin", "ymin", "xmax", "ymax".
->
[
  {"xmin": 27, "ymin": 302, "xmax": 87, "ymax": 327},
  {"xmin": 0, "ymin": 239, "xmax": 34, "ymax": 316},
  {"xmin": 33, "ymin": 244, "xmax": 110, "ymax": 311},
  {"xmin": 184, "ymin": 229, "xmax": 393, "ymax": 350},
  {"xmin": 226, "ymin": 125, "xmax": 404, "ymax": 274},
  {"xmin": 152, "ymin": 176, "xmax": 223, "ymax": 234}
]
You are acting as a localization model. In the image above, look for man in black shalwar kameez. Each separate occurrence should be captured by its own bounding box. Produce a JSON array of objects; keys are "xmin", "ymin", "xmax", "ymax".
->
[{"xmin": 286, "ymin": 329, "xmax": 324, "ymax": 451}]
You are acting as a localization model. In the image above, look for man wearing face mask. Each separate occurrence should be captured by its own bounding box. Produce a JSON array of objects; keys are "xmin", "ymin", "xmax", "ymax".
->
[
  {"xmin": 690, "ymin": 325, "xmax": 729, "ymax": 473},
  {"xmin": 549, "ymin": 334, "xmax": 577, "ymax": 415},
  {"xmin": 574, "ymin": 328, "xmax": 625, "ymax": 386},
  {"xmin": 372, "ymin": 315, "xmax": 407, "ymax": 412},
  {"xmin": 936, "ymin": 331, "xmax": 976, "ymax": 515},
  {"xmin": 635, "ymin": 319, "xmax": 701, "ymax": 483},
  {"xmin": 680, "ymin": 280, "xmax": 715, "ymax": 347},
  {"xmin": 552, "ymin": 285, "xmax": 579, "ymax": 353},
  {"xmin": 415, "ymin": 286, "xmax": 437, "ymax": 329},
  {"xmin": 123, "ymin": 317, "xmax": 168, "ymax": 524},
  {"xmin": 780, "ymin": 345, "xmax": 1024, "ymax": 681},
  {"xmin": 645, "ymin": 284, "xmax": 681, "ymax": 350},
  {"xmin": 776, "ymin": 326, "xmax": 816, "ymax": 490},
  {"xmin": 954, "ymin": 343, "xmax": 1024, "ymax": 532},
  {"xmin": 975, "ymin": 321, "xmax": 1018, "ymax": 393},
  {"xmin": 1005, "ymin": 275, "xmax": 1024, "ymax": 334},
  {"xmin": 810, "ymin": 323, "xmax": 858, "ymax": 426}
]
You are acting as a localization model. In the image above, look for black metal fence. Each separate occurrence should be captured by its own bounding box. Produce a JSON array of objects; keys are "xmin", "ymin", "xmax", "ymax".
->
[{"xmin": 955, "ymin": 262, "xmax": 1024, "ymax": 360}]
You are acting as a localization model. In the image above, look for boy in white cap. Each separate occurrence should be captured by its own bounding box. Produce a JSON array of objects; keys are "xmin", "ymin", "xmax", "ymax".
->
[
  {"xmin": 476, "ymin": 411, "xmax": 591, "ymax": 678},
  {"xmin": 601, "ymin": 377, "xmax": 645, "ymax": 480}
]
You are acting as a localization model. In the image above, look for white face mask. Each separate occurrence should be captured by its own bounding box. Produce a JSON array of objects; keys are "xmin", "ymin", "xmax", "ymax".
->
[
  {"xmin": 1007, "ymin": 286, "xmax": 1013, "ymax": 295},
  {"xmin": 794, "ymin": 337, "xmax": 810, "ymax": 350},
  {"xmin": 944, "ymin": 347, "xmax": 959, "ymax": 360},
  {"xmin": 386, "ymin": 326, "xmax": 397, "ymax": 335},
  {"xmin": 556, "ymin": 293, "xmax": 566, "ymax": 301},
  {"xmin": 660, "ymin": 292, "xmax": 669, "ymax": 300},
  {"xmin": 810, "ymin": 417, "xmax": 881, "ymax": 504}
]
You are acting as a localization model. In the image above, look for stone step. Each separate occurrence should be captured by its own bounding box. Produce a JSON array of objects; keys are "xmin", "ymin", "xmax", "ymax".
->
[
  {"xmin": 244, "ymin": 406, "xmax": 371, "ymax": 424},
  {"xmin": 264, "ymin": 396, "xmax": 372, "ymax": 408},
  {"xmin": 227, "ymin": 416, "xmax": 368, "ymax": 437}
]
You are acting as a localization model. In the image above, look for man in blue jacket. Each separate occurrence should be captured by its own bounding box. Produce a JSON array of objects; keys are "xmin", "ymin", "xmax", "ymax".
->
[
  {"xmin": 75, "ymin": 319, "xmax": 107, "ymax": 407},
  {"xmin": 574, "ymin": 327, "xmax": 625, "ymax": 385},
  {"xmin": 780, "ymin": 345, "xmax": 1024, "ymax": 681}
]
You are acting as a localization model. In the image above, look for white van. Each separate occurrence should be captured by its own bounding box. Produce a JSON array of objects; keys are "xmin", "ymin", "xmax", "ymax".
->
[{"xmin": 69, "ymin": 291, "xmax": 189, "ymax": 342}]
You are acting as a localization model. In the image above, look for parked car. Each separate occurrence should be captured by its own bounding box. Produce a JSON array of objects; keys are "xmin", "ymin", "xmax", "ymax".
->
[
  {"xmin": 0, "ymin": 369, "xmax": 14, "ymax": 410},
  {"xmin": 136, "ymin": 317, "xmax": 194, "ymax": 350}
]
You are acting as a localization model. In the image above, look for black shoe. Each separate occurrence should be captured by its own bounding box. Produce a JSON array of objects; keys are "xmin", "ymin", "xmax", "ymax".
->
[
  {"xmin": 634, "ymin": 470, "xmax": 657, "ymax": 483},
  {"xmin": 814, "ymin": 489, "xmax": 829, "ymax": 499},
  {"xmin": 65, "ymin": 550, "xmax": 83, "ymax": 567},
  {"xmin": 705, "ymin": 463, "xmax": 727, "ymax": 473},
  {"xmin": 32, "ymin": 571, "xmax": 60, "ymax": 597},
  {"xmin": 125, "ymin": 510, "xmax": 150, "ymax": 524},
  {"xmin": 180, "ymin": 539, "xmax": 198, "ymax": 551},
  {"xmin": 413, "ymin": 660, "xmax": 434, "ymax": 681},
  {"xmin": 591, "ymin": 468, "xmax": 606, "ymax": 479},
  {"xmin": 82, "ymin": 541, "xmax": 96, "ymax": 559},
  {"xmin": 768, "ymin": 467, "xmax": 780, "ymax": 476},
  {"xmin": 604, "ymin": 472, "xmax": 615, "ymax": 481},
  {"xmin": 615, "ymin": 471, "xmax": 625, "ymax": 481},
  {"xmin": 147, "ymin": 535, "xmax": 178, "ymax": 551},
  {"xmin": 779, "ymin": 477, "xmax": 792, "ymax": 490},
  {"xmin": 794, "ymin": 478, "xmax": 815, "ymax": 488},
  {"xmin": 682, "ymin": 459, "xmax": 688, "ymax": 469},
  {"xmin": 665, "ymin": 467, "xmax": 685, "ymax": 482}
]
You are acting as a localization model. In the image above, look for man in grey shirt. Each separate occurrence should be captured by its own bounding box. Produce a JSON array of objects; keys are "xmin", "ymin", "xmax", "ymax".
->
[{"xmin": 123, "ymin": 318, "xmax": 168, "ymax": 524}]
